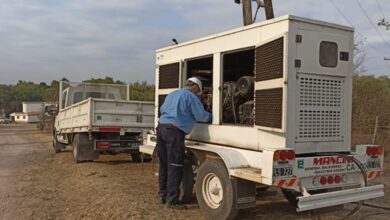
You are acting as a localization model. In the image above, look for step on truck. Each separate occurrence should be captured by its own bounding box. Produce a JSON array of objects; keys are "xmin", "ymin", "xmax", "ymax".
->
[
  {"xmin": 53, "ymin": 81, "xmax": 154, "ymax": 163},
  {"xmin": 140, "ymin": 15, "xmax": 385, "ymax": 219}
]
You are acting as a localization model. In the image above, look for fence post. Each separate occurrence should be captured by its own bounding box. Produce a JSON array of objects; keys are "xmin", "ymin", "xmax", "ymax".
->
[{"xmin": 372, "ymin": 116, "xmax": 379, "ymax": 144}]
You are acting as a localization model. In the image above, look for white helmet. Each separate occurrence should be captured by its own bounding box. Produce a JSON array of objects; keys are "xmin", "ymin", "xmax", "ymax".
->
[{"xmin": 186, "ymin": 77, "xmax": 202, "ymax": 95}]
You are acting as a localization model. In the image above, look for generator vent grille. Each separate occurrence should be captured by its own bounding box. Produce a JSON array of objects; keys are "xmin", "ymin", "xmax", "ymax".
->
[
  {"xmin": 158, "ymin": 63, "xmax": 180, "ymax": 89},
  {"xmin": 299, "ymin": 76, "xmax": 342, "ymax": 107},
  {"xmin": 298, "ymin": 110, "xmax": 341, "ymax": 139},
  {"xmin": 297, "ymin": 74, "xmax": 344, "ymax": 141},
  {"xmin": 255, "ymin": 37, "xmax": 284, "ymax": 82},
  {"xmin": 255, "ymin": 88, "xmax": 283, "ymax": 128}
]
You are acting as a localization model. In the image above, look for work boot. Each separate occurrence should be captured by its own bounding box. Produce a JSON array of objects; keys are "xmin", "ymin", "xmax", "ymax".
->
[
  {"xmin": 166, "ymin": 202, "xmax": 187, "ymax": 210},
  {"xmin": 159, "ymin": 197, "xmax": 166, "ymax": 204}
]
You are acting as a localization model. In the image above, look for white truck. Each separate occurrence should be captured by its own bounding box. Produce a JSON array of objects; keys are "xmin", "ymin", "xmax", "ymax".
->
[
  {"xmin": 53, "ymin": 81, "xmax": 154, "ymax": 163},
  {"xmin": 140, "ymin": 15, "xmax": 385, "ymax": 219}
]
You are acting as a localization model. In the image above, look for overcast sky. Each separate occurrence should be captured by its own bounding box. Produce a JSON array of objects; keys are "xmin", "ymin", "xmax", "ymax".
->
[{"xmin": 0, "ymin": 0, "xmax": 389, "ymax": 85}]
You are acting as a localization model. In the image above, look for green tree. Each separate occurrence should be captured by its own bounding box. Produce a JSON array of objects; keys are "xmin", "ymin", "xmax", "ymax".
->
[
  {"xmin": 129, "ymin": 81, "xmax": 155, "ymax": 101},
  {"xmin": 83, "ymin": 76, "xmax": 125, "ymax": 84}
]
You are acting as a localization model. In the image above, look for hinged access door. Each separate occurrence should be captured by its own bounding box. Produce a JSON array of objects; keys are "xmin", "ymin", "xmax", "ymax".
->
[
  {"xmin": 295, "ymin": 29, "xmax": 351, "ymax": 76},
  {"xmin": 156, "ymin": 60, "xmax": 183, "ymax": 118},
  {"xmin": 254, "ymin": 35, "xmax": 287, "ymax": 132}
]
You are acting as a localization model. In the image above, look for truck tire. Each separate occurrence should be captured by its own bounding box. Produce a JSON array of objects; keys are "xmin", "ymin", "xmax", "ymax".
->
[
  {"xmin": 195, "ymin": 160, "xmax": 238, "ymax": 220},
  {"xmin": 53, "ymin": 139, "xmax": 64, "ymax": 153},
  {"xmin": 72, "ymin": 134, "xmax": 81, "ymax": 163},
  {"xmin": 281, "ymin": 188, "xmax": 302, "ymax": 207},
  {"xmin": 130, "ymin": 152, "xmax": 141, "ymax": 162},
  {"xmin": 52, "ymin": 130, "xmax": 65, "ymax": 153},
  {"xmin": 180, "ymin": 159, "xmax": 194, "ymax": 203}
]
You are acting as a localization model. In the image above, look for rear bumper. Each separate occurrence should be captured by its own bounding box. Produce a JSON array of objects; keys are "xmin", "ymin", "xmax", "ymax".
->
[
  {"xmin": 297, "ymin": 184, "xmax": 384, "ymax": 211},
  {"xmin": 94, "ymin": 140, "xmax": 140, "ymax": 152}
]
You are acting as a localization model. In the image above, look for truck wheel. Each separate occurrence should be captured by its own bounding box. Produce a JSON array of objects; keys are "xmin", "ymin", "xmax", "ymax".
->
[
  {"xmin": 53, "ymin": 139, "xmax": 64, "ymax": 153},
  {"xmin": 72, "ymin": 134, "xmax": 81, "ymax": 163},
  {"xmin": 180, "ymin": 159, "xmax": 194, "ymax": 203},
  {"xmin": 53, "ymin": 130, "xmax": 65, "ymax": 153},
  {"xmin": 195, "ymin": 160, "xmax": 238, "ymax": 220},
  {"xmin": 281, "ymin": 189, "xmax": 302, "ymax": 207},
  {"xmin": 130, "ymin": 152, "xmax": 141, "ymax": 162}
]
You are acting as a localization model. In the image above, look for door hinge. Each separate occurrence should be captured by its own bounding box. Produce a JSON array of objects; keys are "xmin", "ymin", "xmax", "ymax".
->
[
  {"xmin": 295, "ymin": 59, "xmax": 301, "ymax": 68},
  {"xmin": 296, "ymin": 35, "xmax": 302, "ymax": 43}
]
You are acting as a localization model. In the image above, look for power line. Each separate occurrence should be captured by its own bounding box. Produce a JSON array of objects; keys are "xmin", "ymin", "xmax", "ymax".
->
[
  {"xmin": 328, "ymin": 0, "xmax": 390, "ymax": 57},
  {"xmin": 375, "ymin": 0, "xmax": 387, "ymax": 20},
  {"xmin": 354, "ymin": 0, "xmax": 390, "ymax": 50}
]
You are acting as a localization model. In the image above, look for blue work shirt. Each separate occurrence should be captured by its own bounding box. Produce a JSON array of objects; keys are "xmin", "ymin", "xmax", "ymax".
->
[{"xmin": 159, "ymin": 88, "xmax": 212, "ymax": 134}]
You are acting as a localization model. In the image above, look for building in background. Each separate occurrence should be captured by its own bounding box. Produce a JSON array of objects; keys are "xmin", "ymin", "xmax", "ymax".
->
[
  {"xmin": 10, "ymin": 112, "xmax": 40, "ymax": 123},
  {"xmin": 10, "ymin": 102, "xmax": 44, "ymax": 123}
]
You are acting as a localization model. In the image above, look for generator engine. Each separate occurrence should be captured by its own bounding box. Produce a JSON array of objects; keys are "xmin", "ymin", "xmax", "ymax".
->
[{"xmin": 222, "ymin": 76, "xmax": 254, "ymax": 125}]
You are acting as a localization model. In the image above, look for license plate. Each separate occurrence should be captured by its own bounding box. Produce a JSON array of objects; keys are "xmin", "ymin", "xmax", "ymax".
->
[
  {"xmin": 366, "ymin": 158, "xmax": 381, "ymax": 169},
  {"xmin": 273, "ymin": 167, "xmax": 293, "ymax": 177}
]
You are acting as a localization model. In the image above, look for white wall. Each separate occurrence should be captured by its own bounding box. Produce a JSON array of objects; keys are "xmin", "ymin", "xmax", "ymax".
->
[{"xmin": 23, "ymin": 102, "xmax": 44, "ymax": 113}]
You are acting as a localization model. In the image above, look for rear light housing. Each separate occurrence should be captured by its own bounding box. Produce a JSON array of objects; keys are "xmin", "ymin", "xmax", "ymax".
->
[
  {"xmin": 274, "ymin": 150, "xmax": 295, "ymax": 161},
  {"xmin": 315, "ymin": 175, "xmax": 344, "ymax": 186},
  {"xmin": 366, "ymin": 146, "xmax": 384, "ymax": 156}
]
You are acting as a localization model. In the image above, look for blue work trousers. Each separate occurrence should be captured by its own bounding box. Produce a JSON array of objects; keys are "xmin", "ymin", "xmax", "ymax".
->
[{"xmin": 156, "ymin": 123, "xmax": 185, "ymax": 204}]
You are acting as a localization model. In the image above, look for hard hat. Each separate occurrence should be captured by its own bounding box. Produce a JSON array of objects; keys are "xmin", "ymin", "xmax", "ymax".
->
[{"xmin": 186, "ymin": 77, "xmax": 202, "ymax": 95}]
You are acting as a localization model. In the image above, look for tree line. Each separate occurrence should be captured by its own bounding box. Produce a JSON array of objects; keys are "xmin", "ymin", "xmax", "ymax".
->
[
  {"xmin": 352, "ymin": 75, "xmax": 390, "ymax": 147},
  {"xmin": 0, "ymin": 77, "xmax": 155, "ymax": 116},
  {"xmin": 1, "ymin": 75, "xmax": 389, "ymax": 148}
]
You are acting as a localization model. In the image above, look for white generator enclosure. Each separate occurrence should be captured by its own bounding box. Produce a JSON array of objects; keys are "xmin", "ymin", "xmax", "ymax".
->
[
  {"xmin": 155, "ymin": 15, "xmax": 353, "ymax": 155},
  {"xmin": 145, "ymin": 15, "xmax": 384, "ymax": 218}
]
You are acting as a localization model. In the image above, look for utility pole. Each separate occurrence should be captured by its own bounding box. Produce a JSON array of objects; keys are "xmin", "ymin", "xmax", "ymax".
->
[
  {"xmin": 235, "ymin": 0, "xmax": 274, "ymax": 25},
  {"xmin": 242, "ymin": 0, "xmax": 252, "ymax": 26},
  {"xmin": 263, "ymin": 0, "xmax": 274, "ymax": 20}
]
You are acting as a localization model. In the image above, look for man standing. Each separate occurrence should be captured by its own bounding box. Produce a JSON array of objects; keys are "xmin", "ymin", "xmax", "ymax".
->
[{"xmin": 157, "ymin": 77, "xmax": 211, "ymax": 209}]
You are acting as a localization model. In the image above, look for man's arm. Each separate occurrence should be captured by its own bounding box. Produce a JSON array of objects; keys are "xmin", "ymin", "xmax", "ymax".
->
[{"xmin": 189, "ymin": 95, "xmax": 212, "ymax": 123}]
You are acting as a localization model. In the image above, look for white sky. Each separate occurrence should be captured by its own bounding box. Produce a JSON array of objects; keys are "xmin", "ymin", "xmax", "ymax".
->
[{"xmin": 0, "ymin": 0, "xmax": 389, "ymax": 85}]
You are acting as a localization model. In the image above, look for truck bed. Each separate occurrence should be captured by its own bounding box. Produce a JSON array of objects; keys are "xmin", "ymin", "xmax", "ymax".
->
[{"xmin": 56, "ymin": 98, "xmax": 154, "ymax": 133}]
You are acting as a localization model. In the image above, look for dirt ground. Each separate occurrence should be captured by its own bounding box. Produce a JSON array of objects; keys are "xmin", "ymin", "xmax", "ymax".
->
[{"xmin": 0, "ymin": 124, "xmax": 389, "ymax": 220}]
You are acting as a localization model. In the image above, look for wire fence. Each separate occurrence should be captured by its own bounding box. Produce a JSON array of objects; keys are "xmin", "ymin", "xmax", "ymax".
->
[{"xmin": 352, "ymin": 119, "xmax": 390, "ymax": 149}]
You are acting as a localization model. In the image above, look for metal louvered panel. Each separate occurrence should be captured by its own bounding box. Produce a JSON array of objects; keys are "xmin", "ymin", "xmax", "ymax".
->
[
  {"xmin": 158, "ymin": 95, "xmax": 167, "ymax": 117},
  {"xmin": 296, "ymin": 73, "xmax": 343, "ymax": 142},
  {"xmin": 255, "ymin": 88, "xmax": 283, "ymax": 128},
  {"xmin": 159, "ymin": 63, "xmax": 180, "ymax": 89},
  {"xmin": 255, "ymin": 37, "xmax": 284, "ymax": 82}
]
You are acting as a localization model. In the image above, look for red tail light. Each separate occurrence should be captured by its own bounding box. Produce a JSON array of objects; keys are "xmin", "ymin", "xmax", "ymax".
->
[
  {"xmin": 327, "ymin": 176, "xmax": 334, "ymax": 184},
  {"xmin": 280, "ymin": 150, "xmax": 288, "ymax": 161},
  {"xmin": 367, "ymin": 147, "xmax": 375, "ymax": 156},
  {"xmin": 287, "ymin": 150, "xmax": 295, "ymax": 160},
  {"xmin": 97, "ymin": 141, "xmax": 111, "ymax": 149},
  {"xmin": 318, "ymin": 175, "xmax": 344, "ymax": 186},
  {"xmin": 320, "ymin": 176, "xmax": 327, "ymax": 185},
  {"xmin": 334, "ymin": 175, "xmax": 341, "ymax": 184},
  {"xmin": 367, "ymin": 146, "xmax": 384, "ymax": 156}
]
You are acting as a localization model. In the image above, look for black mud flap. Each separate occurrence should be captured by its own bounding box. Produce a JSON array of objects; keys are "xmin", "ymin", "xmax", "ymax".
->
[
  {"xmin": 232, "ymin": 177, "xmax": 256, "ymax": 209},
  {"xmin": 77, "ymin": 133, "xmax": 99, "ymax": 161}
]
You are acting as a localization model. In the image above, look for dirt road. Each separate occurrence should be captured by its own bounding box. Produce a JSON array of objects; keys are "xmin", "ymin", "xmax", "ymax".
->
[{"xmin": 0, "ymin": 124, "xmax": 389, "ymax": 220}]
